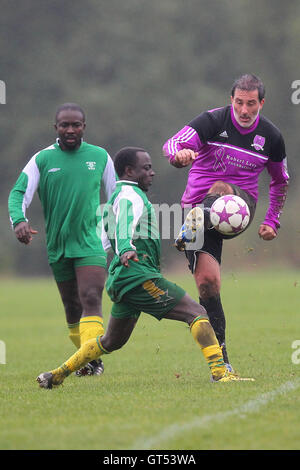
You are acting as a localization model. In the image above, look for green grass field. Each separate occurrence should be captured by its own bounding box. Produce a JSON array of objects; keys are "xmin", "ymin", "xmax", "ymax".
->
[{"xmin": 0, "ymin": 270, "xmax": 299, "ymax": 451}]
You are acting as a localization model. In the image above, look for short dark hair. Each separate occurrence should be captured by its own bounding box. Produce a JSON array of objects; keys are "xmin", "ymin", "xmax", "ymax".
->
[
  {"xmin": 231, "ymin": 74, "xmax": 265, "ymax": 101},
  {"xmin": 55, "ymin": 103, "xmax": 86, "ymax": 123},
  {"xmin": 114, "ymin": 147, "xmax": 146, "ymax": 178}
]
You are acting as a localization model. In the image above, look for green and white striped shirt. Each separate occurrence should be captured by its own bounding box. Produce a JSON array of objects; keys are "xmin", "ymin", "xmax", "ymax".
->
[
  {"xmin": 102, "ymin": 181, "xmax": 162, "ymax": 302},
  {"xmin": 8, "ymin": 140, "xmax": 116, "ymax": 263}
]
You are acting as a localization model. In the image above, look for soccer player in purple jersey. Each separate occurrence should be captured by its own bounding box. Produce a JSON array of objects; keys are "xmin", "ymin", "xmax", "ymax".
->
[{"xmin": 163, "ymin": 74, "xmax": 289, "ymax": 372}]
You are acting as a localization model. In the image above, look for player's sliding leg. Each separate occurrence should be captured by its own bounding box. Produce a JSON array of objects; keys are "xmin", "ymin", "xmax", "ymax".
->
[
  {"xmin": 164, "ymin": 295, "xmax": 227, "ymax": 380},
  {"xmin": 189, "ymin": 316, "xmax": 254, "ymax": 382},
  {"xmin": 164, "ymin": 294, "xmax": 254, "ymax": 382},
  {"xmin": 37, "ymin": 337, "xmax": 107, "ymax": 389},
  {"xmin": 37, "ymin": 316, "xmax": 137, "ymax": 389},
  {"xmin": 190, "ymin": 316, "xmax": 228, "ymax": 380}
]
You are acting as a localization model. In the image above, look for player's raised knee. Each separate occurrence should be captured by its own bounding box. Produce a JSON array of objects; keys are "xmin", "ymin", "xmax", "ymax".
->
[
  {"xmin": 208, "ymin": 181, "xmax": 234, "ymax": 196},
  {"xmin": 198, "ymin": 278, "xmax": 220, "ymax": 299}
]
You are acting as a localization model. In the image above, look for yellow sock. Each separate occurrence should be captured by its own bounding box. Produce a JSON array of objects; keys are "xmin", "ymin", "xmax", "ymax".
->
[
  {"xmin": 51, "ymin": 336, "xmax": 109, "ymax": 384},
  {"xmin": 190, "ymin": 316, "xmax": 226, "ymax": 379},
  {"xmin": 68, "ymin": 322, "xmax": 81, "ymax": 349},
  {"xmin": 79, "ymin": 315, "xmax": 105, "ymax": 345}
]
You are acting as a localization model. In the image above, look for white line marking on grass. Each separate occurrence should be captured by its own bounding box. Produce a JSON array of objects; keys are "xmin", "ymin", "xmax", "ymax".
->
[{"xmin": 131, "ymin": 379, "xmax": 300, "ymax": 450}]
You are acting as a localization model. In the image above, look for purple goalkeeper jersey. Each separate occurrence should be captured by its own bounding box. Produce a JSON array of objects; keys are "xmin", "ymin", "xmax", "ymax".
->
[{"xmin": 163, "ymin": 105, "xmax": 289, "ymax": 231}]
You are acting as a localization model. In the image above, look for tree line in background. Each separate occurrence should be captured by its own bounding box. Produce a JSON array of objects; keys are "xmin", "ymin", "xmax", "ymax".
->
[{"xmin": 1, "ymin": 0, "xmax": 299, "ymax": 275}]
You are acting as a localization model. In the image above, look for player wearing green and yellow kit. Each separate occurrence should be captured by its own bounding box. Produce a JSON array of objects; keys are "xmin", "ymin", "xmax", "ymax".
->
[
  {"xmin": 37, "ymin": 146, "xmax": 254, "ymax": 388},
  {"xmin": 8, "ymin": 103, "xmax": 117, "ymax": 376}
]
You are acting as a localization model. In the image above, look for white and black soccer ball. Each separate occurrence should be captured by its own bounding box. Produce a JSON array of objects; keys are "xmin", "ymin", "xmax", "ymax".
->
[{"xmin": 210, "ymin": 195, "xmax": 250, "ymax": 235}]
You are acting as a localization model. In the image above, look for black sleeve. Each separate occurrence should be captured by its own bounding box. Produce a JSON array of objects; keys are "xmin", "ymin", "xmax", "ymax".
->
[
  {"xmin": 188, "ymin": 107, "xmax": 227, "ymax": 144},
  {"xmin": 269, "ymin": 132, "xmax": 286, "ymax": 162}
]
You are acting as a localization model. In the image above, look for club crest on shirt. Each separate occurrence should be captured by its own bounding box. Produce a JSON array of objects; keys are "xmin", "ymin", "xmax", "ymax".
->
[
  {"xmin": 251, "ymin": 135, "xmax": 265, "ymax": 151},
  {"xmin": 86, "ymin": 161, "xmax": 96, "ymax": 170}
]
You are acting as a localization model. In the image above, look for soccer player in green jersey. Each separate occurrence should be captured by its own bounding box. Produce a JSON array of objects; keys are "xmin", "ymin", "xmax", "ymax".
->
[
  {"xmin": 8, "ymin": 103, "xmax": 117, "ymax": 377},
  {"xmin": 36, "ymin": 146, "xmax": 254, "ymax": 388}
]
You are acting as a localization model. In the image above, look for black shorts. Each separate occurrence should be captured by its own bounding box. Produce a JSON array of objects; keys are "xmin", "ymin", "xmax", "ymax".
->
[{"xmin": 184, "ymin": 185, "xmax": 256, "ymax": 273}]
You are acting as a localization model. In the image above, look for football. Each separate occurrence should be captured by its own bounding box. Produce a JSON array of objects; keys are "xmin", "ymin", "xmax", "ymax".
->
[{"xmin": 210, "ymin": 195, "xmax": 250, "ymax": 235}]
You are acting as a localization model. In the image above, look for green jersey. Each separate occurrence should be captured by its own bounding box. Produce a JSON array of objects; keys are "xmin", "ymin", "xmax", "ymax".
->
[
  {"xmin": 8, "ymin": 140, "xmax": 116, "ymax": 263},
  {"xmin": 102, "ymin": 181, "xmax": 162, "ymax": 302}
]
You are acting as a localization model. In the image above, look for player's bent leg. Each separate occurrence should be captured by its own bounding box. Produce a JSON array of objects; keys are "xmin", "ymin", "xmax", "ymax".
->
[
  {"xmin": 164, "ymin": 295, "xmax": 227, "ymax": 381},
  {"xmin": 207, "ymin": 181, "xmax": 234, "ymax": 197},
  {"xmin": 194, "ymin": 252, "xmax": 231, "ymax": 366},
  {"xmin": 194, "ymin": 253, "xmax": 224, "ymax": 345},
  {"xmin": 163, "ymin": 296, "xmax": 254, "ymax": 382},
  {"xmin": 163, "ymin": 293, "xmax": 207, "ymax": 324},
  {"xmin": 100, "ymin": 316, "xmax": 138, "ymax": 352},
  {"xmin": 194, "ymin": 252, "xmax": 221, "ymax": 298}
]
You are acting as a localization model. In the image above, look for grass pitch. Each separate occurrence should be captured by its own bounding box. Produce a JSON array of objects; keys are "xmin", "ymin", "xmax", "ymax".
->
[{"xmin": 0, "ymin": 270, "xmax": 299, "ymax": 450}]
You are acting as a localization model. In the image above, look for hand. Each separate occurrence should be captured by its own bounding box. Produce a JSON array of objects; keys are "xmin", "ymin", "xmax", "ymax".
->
[
  {"xmin": 14, "ymin": 221, "xmax": 38, "ymax": 245},
  {"xmin": 175, "ymin": 149, "xmax": 199, "ymax": 166},
  {"xmin": 120, "ymin": 251, "xmax": 139, "ymax": 267},
  {"xmin": 258, "ymin": 224, "xmax": 277, "ymax": 241}
]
